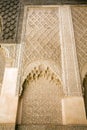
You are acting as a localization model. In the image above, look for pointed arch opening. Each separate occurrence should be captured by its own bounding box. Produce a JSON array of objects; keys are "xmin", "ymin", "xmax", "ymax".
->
[{"xmin": 17, "ymin": 65, "xmax": 64, "ymax": 125}]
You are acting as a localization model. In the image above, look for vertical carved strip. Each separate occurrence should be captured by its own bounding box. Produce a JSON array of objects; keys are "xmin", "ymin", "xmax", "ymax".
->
[{"xmin": 59, "ymin": 6, "xmax": 82, "ymax": 96}]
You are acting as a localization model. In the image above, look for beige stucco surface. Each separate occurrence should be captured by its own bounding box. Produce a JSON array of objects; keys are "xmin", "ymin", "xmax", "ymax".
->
[
  {"xmin": 1, "ymin": 68, "xmax": 18, "ymax": 96},
  {"xmin": 0, "ymin": 68, "xmax": 18, "ymax": 124},
  {"xmin": 62, "ymin": 97, "xmax": 87, "ymax": 125},
  {"xmin": 0, "ymin": 95, "xmax": 18, "ymax": 123}
]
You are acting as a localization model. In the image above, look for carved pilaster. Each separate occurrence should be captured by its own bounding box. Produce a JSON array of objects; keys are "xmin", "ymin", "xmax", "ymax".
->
[{"xmin": 59, "ymin": 6, "xmax": 82, "ymax": 96}]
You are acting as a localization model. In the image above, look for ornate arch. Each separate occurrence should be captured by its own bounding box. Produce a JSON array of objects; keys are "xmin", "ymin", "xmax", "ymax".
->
[
  {"xmin": 21, "ymin": 64, "xmax": 62, "ymax": 96},
  {"xmin": 21, "ymin": 61, "xmax": 61, "ymax": 84},
  {"xmin": 17, "ymin": 65, "xmax": 64, "ymax": 124}
]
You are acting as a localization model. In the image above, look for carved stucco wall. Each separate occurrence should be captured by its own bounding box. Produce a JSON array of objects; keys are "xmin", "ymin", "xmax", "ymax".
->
[
  {"xmin": 21, "ymin": 6, "xmax": 87, "ymax": 89},
  {"xmin": 71, "ymin": 6, "xmax": 87, "ymax": 81},
  {"xmin": 20, "ymin": 66, "xmax": 63, "ymax": 124},
  {"xmin": 19, "ymin": 6, "xmax": 87, "ymax": 124},
  {"xmin": 21, "ymin": 7, "xmax": 61, "ymax": 84},
  {"xmin": 17, "ymin": 7, "xmax": 64, "ymax": 124},
  {"xmin": 71, "ymin": 7, "xmax": 87, "ymax": 114}
]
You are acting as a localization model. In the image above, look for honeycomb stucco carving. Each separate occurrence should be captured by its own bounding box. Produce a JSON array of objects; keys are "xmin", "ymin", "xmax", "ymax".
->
[{"xmin": 21, "ymin": 65, "xmax": 62, "ymax": 95}]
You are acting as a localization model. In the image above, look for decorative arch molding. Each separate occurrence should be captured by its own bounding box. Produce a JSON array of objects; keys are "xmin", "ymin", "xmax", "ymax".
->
[
  {"xmin": 21, "ymin": 60, "xmax": 61, "ymax": 86},
  {"xmin": 20, "ymin": 64, "xmax": 62, "ymax": 96}
]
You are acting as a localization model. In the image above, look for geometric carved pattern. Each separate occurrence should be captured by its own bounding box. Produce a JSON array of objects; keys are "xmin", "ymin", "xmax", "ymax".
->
[
  {"xmin": 21, "ymin": 65, "xmax": 63, "ymax": 124},
  {"xmin": 22, "ymin": 7, "xmax": 61, "ymax": 77},
  {"xmin": 0, "ymin": 0, "xmax": 20, "ymax": 42},
  {"xmin": 71, "ymin": 6, "xmax": 87, "ymax": 75}
]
